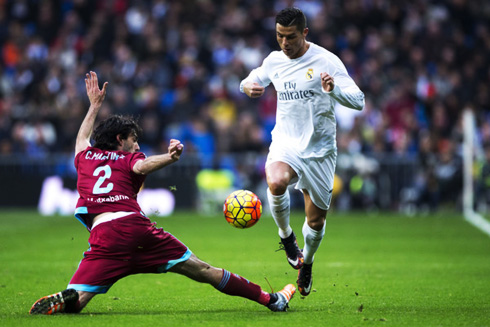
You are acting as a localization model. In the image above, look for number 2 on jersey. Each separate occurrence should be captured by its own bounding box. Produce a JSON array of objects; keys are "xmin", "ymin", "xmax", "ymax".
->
[{"xmin": 93, "ymin": 165, "xmax": 114, "ymax": 194}]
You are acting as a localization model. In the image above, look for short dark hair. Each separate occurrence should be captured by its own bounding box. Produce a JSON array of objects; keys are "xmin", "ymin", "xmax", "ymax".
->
[
  {"xmin": 276, "ymin": 7, "xmax": 307, "ymax": 31},
  {"xmin": 93, "ymin": 115, "xmax": 142, "ymax": 150}
]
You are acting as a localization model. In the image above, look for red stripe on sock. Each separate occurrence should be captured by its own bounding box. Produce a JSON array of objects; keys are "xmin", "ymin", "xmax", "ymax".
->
[{"xmin": 218, "ymin": 270, "xmax": 267, "ymax": 304}]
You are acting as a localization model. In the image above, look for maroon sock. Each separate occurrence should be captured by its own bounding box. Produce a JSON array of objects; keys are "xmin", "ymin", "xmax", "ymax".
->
[{"xmin": 216, "ymin": 269, "xmax": 270, "ymax": 305}]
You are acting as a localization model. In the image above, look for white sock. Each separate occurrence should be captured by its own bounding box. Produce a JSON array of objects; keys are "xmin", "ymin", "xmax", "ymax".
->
[
  {"xmin": 302, "ymin": 218, "xmax": 325, "ymax": 264},
  {"xmin": 267, "ymin": 188, "xmax": 292, "ymax": 239}
]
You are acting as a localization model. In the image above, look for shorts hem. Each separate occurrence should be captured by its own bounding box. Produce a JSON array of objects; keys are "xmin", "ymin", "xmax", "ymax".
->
[
  {"xmin": 67, "ymin": 283, "xmax": 112, "ymax": 294},
  {"xmin": 157, "ymin": 248, "xmax": 192, "ymax": 273}
]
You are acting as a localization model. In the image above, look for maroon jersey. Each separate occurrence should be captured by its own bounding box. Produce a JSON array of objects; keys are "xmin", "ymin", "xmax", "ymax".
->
[{"xmin": 74, "ymin": 147, "xmax": 147, "ymax": 230}]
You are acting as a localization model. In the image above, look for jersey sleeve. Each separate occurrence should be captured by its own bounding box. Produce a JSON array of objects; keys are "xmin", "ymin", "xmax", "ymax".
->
[
  {"xmin": 128, "ymin": 152, "xmax": 147, "ymax": 186},
  {"xmin": 239, "ymin": 57, "xmax": 272, "ymax": 92},
  {"xmin": 74, "ymin": 148, "xmax": 88, "ymax": 171},
  {"xmin": 128, "ymin": 152, "xmax": 146, "ymax": 171},
  {"xmin": 323, "ymin": 56, "xmax": 365, "ymax": 111},
  {"xmin": 74, "ymin": 151, "xmax": 81, "ymax": 170}
]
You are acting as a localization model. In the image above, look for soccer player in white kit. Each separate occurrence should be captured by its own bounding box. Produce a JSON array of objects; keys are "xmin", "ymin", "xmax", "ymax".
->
[{"xmin": 240, "ymin": 8, "xmax": 364, "ymax": 296}]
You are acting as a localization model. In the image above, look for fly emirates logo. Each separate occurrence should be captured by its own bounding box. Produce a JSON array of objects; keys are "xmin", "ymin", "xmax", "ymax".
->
[{"xmin": 277, "ymin": 81, "xmax": 314, "ymax": 101}]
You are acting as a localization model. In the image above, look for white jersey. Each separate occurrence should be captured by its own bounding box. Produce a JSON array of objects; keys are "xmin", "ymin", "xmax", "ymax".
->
[{"xmin": 240, "ymin": 42, "xmax": 364, "ymax": 158}]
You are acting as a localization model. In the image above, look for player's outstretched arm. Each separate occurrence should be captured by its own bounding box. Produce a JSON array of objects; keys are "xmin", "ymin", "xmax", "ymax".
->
[
  {"xmin": 133, "ymin": 139, "xmax": 184, "ymax": 175},
  {"xmin": 75, "ymin": 71, "xmax": 108, "ymax": 155}
]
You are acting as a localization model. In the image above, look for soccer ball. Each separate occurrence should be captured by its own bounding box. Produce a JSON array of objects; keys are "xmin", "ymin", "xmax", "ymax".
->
[{"xmin": 223, "ymin": 190, "xmax": 262, "ymax": 229}]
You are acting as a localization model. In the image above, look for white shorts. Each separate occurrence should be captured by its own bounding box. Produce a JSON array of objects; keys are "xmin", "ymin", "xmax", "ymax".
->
[{"xmin": 266, "ymin": 146, "xmax": 337, "ymax": 210}]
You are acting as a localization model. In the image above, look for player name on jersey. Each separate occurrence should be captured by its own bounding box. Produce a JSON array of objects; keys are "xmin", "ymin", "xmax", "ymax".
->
[{"xmin": 85, "ymin": 150, "xmax": 125, "ymax": 161}]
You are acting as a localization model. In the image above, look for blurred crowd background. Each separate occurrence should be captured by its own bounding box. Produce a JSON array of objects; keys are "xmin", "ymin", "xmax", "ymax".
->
[{"xmin": 0, "ymin": 0, "xmax": 489, "ymax": 213}]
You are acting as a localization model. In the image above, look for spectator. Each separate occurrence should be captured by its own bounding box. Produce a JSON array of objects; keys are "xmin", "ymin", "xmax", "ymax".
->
[{"xmin": 0, "ymin": 0, "xmax": 489, "ymax": 211}]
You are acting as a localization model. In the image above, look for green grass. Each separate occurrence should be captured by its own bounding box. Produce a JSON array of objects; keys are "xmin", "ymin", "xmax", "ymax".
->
[{"xmin": 1, "ymin": 209, "xmax": 490, "ymax": 327}]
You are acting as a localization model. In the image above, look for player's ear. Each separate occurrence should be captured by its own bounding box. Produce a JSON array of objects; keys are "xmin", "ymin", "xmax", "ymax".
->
[
  {"xmin": 116, "ymin": 134, "xmax": 124, "ymax": 147},
  {"xmin": 303, "ymin": 27, "xmax": 309, "ymax": 38}
]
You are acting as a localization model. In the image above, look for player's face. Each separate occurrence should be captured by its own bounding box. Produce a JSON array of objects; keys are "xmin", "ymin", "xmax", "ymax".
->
[
  {"xmin": 276, "ymin": 24, "xmax": 309, "ymax": 59},
  {"xmin": 121, "ymin": 135, "xmax": 140, "ymax": 153}
]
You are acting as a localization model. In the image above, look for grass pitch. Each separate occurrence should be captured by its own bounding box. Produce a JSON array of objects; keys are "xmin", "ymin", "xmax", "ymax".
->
[{"xmin": 1, "ymin": 209, "xmax": 489, "ymax": 327}]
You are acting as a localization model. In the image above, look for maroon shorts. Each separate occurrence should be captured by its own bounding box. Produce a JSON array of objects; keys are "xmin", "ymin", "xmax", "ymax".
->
[{"xmin": 68, "ymin": 213, "xmax": 191, "ymax": 294}]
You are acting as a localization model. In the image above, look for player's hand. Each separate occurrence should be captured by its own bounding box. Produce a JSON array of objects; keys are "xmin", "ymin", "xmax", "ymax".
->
[
  {"xmin": 168, "ymin": 139, "xmax": 184, "ymax": 162},
  {"xmin": 243, "ymin": 81, "xmax": 265, "ymax": 98},
  {"xmin": 320, "ymin": 72, "xmax": 334, "ymax": 92},
  {"xmin": 85, "ymin": 71, "xmax": 108, "ymax": 107}
]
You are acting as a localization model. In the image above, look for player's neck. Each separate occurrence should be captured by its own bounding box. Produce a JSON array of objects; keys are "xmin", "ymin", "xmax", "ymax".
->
[{"xmin": 293, "ymin": 42, "xmax": 310, "ymax": 59}]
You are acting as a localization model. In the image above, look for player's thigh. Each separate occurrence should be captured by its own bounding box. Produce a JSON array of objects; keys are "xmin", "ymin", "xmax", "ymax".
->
[
  {"xmin": 265, "ymin": 161, "xmax": 297, "ymax": 192},
  {"xmin": 297, "ymin": 154, "xmax": 336, "ymax": 212}
]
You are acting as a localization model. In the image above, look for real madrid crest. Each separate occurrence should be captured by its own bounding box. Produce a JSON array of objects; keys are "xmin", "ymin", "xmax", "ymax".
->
[{"xmin": 306, "ymin": 68, "xmax": 313, "ymax": 80}]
